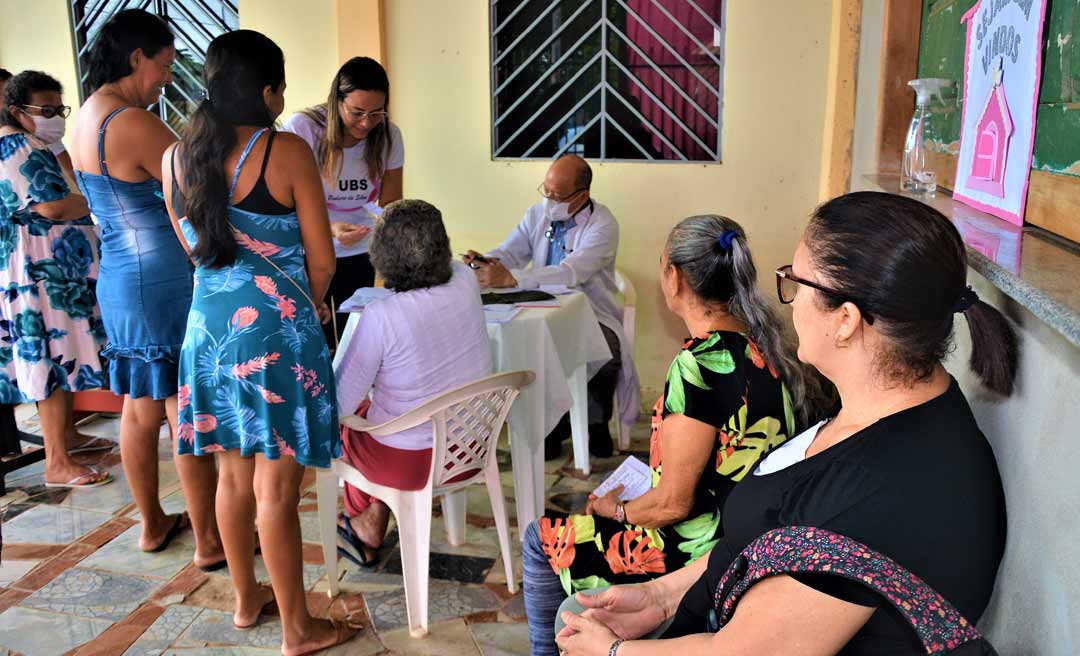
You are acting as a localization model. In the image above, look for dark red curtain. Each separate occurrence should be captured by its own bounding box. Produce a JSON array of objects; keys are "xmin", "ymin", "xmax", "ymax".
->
[{"xmin": 625, "ymin": 0, "xmax": 722, "ymax": 160}]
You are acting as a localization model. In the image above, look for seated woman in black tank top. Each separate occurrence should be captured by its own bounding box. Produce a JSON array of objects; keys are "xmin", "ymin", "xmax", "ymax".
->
[{"xmin": 170, "ymin": 130, "xmax": 292, "ymax": 217}]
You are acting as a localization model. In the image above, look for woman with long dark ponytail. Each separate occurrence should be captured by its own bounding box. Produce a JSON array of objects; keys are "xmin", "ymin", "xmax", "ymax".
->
[
  {"xmin": 282, "ymin": 57, "xmax": 403, "ymax": 346},
  {"xmin": 162, "ymin": 30, "xmax": 357, "ymax": 654}
]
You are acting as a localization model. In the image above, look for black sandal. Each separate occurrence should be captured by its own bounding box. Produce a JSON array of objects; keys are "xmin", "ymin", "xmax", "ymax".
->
[
  {"xmin": 336, "ymin": 516, "xmax": 378, "ymax": 568},
  {"xmin": 147, "ymin": 513, "xmax": 189, "ymax": 553}
]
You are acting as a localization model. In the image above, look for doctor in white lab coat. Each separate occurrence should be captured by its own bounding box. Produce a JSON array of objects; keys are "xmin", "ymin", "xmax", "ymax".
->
[{"xmin": 464, "ymin": 155, "xmax": 640, "ymax": 458}]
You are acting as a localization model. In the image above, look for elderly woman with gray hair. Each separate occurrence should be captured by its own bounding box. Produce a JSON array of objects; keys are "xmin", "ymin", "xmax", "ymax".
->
[
  {"xmin": 333, "ymin": 199, "xmax": 492, "ymax": 566},
  {"xmin": 522, "ymin": 215, "xmax": 828, "ymax": 656}
]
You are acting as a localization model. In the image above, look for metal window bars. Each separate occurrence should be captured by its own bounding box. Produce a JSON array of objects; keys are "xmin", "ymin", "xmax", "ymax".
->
[
  {"xmin": 490, "ymin": 0, "xmax": 724, "ymax": 162},
  {"xmin": 69, "ymin": 0, "xmax": 237, "ymax": 136}
]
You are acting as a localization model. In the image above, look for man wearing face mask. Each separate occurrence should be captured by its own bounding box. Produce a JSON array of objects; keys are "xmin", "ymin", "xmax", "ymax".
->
[{"xmin": 463, "ymin": 154, "xmax": 639, "ymax": 459}]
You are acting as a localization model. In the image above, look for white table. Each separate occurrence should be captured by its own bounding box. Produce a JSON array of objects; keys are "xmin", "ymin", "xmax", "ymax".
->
[
  {"xmin": 485, "ymin": 292, "xmax": 611, "ymax": 534},
  {"xmin": 334, "ymin": 291, "xmax": 612, "ymax": 536}
]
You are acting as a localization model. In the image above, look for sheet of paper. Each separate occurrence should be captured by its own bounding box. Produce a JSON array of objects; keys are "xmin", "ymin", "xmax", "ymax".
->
[
  {"xmin": 483, "ymin": 304, "xmax": 522, "ymax": 324},
  {"xmin": 592, "ymin": 456, "xmax": 652, "ymax": 502},
  {"xmin": 539, "ymin": 284, "xmax": 575, "ymax": 295},
  {"xmin": 339, "ymin": 286, "xmax": 394, "ymax": 313}
]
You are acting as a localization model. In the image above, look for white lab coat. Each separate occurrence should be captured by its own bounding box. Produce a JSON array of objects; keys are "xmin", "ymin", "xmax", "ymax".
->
[{"xmin": 487, "ymin": 200, "xmax": 640, "ymax": 431}]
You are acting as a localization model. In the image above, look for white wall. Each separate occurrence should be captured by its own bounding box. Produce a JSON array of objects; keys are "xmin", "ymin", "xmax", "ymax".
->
[{"xmin": 946, "ymin": 271, "xmax": 1080, "ymax": 655}]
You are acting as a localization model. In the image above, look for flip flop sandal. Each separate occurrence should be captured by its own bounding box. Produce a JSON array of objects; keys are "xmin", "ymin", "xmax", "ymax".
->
[
  {"xmin": 329, "ymin": 595, "xmax": 367, "ymax": 629},
  {"xmin": 67, "ymin": 437, "xmax": 115, "ymax": 454},
  {"xmin": 284, "ymin": 621, "xmax": 360, "ymax": 656},
  {"xmin": 199, "ymin": 543, "xmax": 262, "ymax": 573},
  {"xmin": 147, "ymin": 513, "xmax": 190, "ymax": 553},
  {"xmin": 336, "ymin": 518, "xmax": 379, "ymax": 568},
  {"xmin": 44, "ymin": 468, "xmax": 113, "ymax": 489}
]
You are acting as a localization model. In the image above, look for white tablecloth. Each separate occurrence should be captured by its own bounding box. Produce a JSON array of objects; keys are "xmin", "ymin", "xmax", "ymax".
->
[
  {"xmin": 486, "ymin": 292, "xmax": 612, "ymax": 533},
  {"xmin": 333, "ymin": 292, "xmax": 611, "ymax": 535}
]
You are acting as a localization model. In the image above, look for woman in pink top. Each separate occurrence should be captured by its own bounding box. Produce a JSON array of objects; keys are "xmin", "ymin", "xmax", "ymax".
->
[{"xmin": 334, "ymin": 199, "xmax": 491, "ymax": 565}]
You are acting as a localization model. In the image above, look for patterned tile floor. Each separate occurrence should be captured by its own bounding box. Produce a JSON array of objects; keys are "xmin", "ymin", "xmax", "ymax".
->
[{"xmin": 0, "ymin": 406, "xmax": 651, "ymax": 655}]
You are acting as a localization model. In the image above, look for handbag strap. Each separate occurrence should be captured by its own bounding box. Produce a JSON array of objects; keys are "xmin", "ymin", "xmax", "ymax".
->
[{"xmin": 713, "ymin": 526, "xmax": 989, "ymax": 655}]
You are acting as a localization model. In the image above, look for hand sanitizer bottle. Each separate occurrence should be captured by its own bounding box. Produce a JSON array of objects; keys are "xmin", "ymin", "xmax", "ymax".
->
[{"xmin": 902, "ymin": 78, "xmax": 951, "ymax": 194}]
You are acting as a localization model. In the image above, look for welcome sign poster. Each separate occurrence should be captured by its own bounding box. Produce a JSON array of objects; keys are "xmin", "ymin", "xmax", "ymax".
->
[{"xmin": 953, "ymin": 0, "xmax": 1048, "ymax": 226}]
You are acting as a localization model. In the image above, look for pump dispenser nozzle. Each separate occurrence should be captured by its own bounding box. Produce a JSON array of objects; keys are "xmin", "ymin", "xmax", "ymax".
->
[{"xmin": 908, "ymin": 78, "xmax": 952, "ymax": 107}]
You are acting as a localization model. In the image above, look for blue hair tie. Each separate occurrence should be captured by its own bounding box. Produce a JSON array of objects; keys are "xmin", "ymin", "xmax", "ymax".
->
[{"xmin": 716, "ymin": 230, "xmax": 738, "ymax": 252}]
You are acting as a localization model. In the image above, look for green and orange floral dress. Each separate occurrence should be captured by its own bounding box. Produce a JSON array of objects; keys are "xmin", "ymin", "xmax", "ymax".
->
[{"xmin": 538, "ymin": 330, "xmax": 796, "ymax": 595}]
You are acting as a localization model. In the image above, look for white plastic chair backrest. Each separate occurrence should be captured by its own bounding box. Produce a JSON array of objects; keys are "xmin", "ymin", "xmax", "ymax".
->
[
  {"xmin": 343, "ymin": 371, "xmax": 534, "ymax": 488},
  {"xmin": 614, "ymin": 269, "xmax": 637, "ymax": 351}
]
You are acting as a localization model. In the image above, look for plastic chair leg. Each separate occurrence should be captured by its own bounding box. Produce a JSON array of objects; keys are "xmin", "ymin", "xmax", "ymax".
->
[
  {"xmin": 484, "ymin": 464, "xmax": 518, "ymax": 594},
  {"xmin": 613, "ymin": 391, "xmax": 630, "ymax": 452},
  {"xmin": 396, "ymin": 490, "xmax": 433, "ymax": 638},
  {"xmin": 316, "ymin": 468, "xmax": 342, "ymax": 597},
  {"xmin": 442, "ymin": 489, "xmax": 468, "ymax": 547}
]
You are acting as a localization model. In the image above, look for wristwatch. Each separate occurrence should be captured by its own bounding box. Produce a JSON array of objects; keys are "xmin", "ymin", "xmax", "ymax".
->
[{"xmin": 614, "ymin": 501, "xmax": 626, "ymax": 523}]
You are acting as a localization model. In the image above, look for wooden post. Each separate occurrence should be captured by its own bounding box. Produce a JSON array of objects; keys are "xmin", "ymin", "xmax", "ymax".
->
[
  {"xmin": 874, "ymin": 0, "xmax": 922, "ymax": 174},
  {"xmin": 819, "ymin": 0, "xmax": 864, "ymax": 201}
]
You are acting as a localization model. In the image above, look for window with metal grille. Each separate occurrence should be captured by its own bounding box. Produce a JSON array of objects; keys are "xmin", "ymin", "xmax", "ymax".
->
[
  {"xmin": 69, "ymin": 0, "xmax": 238, "ymax": 136},
  {"xmin": 490, "ymin": 0, "xmax": 724, "ymax": 162}
]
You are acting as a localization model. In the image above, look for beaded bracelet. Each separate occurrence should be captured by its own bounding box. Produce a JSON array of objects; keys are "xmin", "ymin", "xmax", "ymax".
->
[{"xmin": 609, "ymin": 638, "xmax": 626, "ymax": 656}]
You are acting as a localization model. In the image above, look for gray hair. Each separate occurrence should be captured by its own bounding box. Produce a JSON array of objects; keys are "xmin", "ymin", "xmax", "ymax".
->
[
  {"xmin": 666, "ymin": 215, "xmax": 826, "ymax": 424},
  {"xmin": 369, "ymin": 199, "xmax": 453, "ymax": 292}
]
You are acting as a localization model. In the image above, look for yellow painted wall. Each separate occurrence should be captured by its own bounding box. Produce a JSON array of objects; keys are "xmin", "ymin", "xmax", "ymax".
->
[
  {"xmin": 383, "ymin": 0, "xmax": 834, "ymax": 395},
  {"xmin": 240, "ymin": 0, "xmax": 339, "ymax": 116}
]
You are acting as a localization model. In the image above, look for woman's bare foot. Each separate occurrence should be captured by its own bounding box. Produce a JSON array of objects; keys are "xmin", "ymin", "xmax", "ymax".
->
[
  {"xmin": 281, "ymin": 618, "xmax": 359, "ymax": 656},
  {"xmin": 234, "ymin": 584, "xmax": 276, "ymax": 629},
  {"xmin": 139, "ymin": 512, "xmax": 190, "ymax": 552},
  {"xmin": 44, "ymin": 460, "xmax": 110, "ymax": 487},
  {"xmin": 353, "ymin": 502, "xmax": 390, "ymax": 550}
]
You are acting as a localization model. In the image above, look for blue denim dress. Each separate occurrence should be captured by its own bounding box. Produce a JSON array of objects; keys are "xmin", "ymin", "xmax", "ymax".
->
[{"xmin": 74, "ymin": 107, "xmax": 193, "ymax": 400}]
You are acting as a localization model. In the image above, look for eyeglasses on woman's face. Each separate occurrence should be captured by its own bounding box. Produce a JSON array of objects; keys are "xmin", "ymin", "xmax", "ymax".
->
[
  {"xmin": 20, "ymin": 104, "xmax": 71, "ymax": 119},
  {"xmin": 341, "ymin": 101, "xmax": 388, "ymax": 125},
  {"xmin": 775, "ymin": 265, "xmax": 874, "ymax": 324}
]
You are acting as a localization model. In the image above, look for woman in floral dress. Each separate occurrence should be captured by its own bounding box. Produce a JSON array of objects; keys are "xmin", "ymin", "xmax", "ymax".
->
[
  {"xmin": 0, "ymin": 70, "xmax": 110, "ymax": 488},
  {"xmin": 163, "ymin": 31, "xmax": 355, "ymax": 655},
  {"xmin": 522, "ymin": 216, "xmax": 828, "ymax": 655}
]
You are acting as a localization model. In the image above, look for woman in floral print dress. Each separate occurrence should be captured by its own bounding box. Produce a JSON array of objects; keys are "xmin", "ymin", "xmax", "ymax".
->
[
  {"xmin": 522, "ymin": 215, "xmax": 827, "ymax": 656},
  {"xmin": 0, "ymin": 70, "xmax": 110, "ymax": 489},
  {"xmin": 163, "ymin": 31, "xmax": 355, "ymax": 655}
]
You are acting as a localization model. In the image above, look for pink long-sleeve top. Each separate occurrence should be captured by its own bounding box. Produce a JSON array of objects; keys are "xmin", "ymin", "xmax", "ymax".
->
[{"xmin": 334, "ymin": 260, "xmax": 493, "ymax": 450}]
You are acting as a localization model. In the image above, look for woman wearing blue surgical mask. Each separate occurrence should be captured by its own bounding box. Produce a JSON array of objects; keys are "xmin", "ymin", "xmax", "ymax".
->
[
  {"xmin": 71, "ymin": 8, "xmax": 224, "ymax": 564},
  {"xmin": 0, "ymin": 70, "xmax": 112, "ymax": 489},
  {"xmin": 281, "ymin": 57, "xmax": 404, "ymax": 347}
]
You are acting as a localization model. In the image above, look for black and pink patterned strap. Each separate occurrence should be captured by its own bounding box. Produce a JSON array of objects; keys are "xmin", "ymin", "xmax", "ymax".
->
[{"xmin": 713, "ymin": 526, "xmax": 993, "ymax": 655}]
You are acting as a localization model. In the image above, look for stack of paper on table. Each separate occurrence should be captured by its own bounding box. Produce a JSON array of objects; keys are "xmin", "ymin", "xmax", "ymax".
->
[
  {"xmin": 592, "ymin": 456, "xmax": 652, "ymax": 502},
  {"xmin": 339, "ymin": 286, "xmax": 393, "ymax": 313}
]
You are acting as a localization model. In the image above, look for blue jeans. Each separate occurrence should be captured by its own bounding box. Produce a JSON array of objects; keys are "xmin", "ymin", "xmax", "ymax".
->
[{"xmin": 523, "ymin": 520, "xmax": 567, "ymax": 656}]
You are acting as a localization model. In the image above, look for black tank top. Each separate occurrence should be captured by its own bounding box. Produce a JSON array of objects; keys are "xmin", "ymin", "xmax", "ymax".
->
[{"xmin": 171, "ymin": 130, "xmax": 292, "ymax": 217}]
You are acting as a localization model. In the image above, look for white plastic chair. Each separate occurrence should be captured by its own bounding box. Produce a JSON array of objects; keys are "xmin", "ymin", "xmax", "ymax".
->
[
  {"xmin": 317, "ymin": 370, "xmax": 535, "ymax": 638},
  {"xmin": 613, "ymin": 269, "xmax": 637, "ymax": 451}
]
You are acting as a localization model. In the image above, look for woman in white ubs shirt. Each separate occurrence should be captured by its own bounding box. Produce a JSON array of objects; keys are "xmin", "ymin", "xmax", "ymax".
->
[{"xmin": 282, "ymin": 57, "xmax": 403, "ymax": 347}]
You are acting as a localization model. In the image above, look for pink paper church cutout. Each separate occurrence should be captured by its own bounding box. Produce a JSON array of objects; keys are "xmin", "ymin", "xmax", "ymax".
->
[{"xmin": 967, "ymin": 59, "xmax": 1013, "ymax": 198}]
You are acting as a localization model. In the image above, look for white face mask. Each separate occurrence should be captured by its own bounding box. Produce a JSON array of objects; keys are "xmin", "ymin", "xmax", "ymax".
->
[
  {"xmin": 31, "ymin": 114, "xmax": 66, "ymax": 144},
  {"xmin": 542, "ymin": 197, "xmax": 572, "ymax": 222}
]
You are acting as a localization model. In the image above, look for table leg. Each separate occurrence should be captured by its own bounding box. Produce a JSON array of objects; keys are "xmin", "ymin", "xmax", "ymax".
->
[
  {"xmin": 568, "ymin": 363, "xmax": 591, "ymax": 476},
  {"xmin": 509, "ymin": 426, "xmax": 544, "ymax": 540}
]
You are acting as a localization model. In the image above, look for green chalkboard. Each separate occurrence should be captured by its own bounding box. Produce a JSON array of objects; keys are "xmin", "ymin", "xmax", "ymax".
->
[{"xmin": 917, "ymin": 0, "xmax": 1080, "ymax": 178}]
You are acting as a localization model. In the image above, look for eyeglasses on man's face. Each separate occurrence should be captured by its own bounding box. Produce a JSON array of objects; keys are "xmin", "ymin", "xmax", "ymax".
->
[
  {"xmin": 537, "ymin": 182, "xmax": 586, "ymax": 203},
  {"xmin": 775, "ymin": 265, "xmax": 874, "ymax": 324},
  {"xmin": 21, "ymin": 104, "xmax": 71, "ymax": 119}
]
